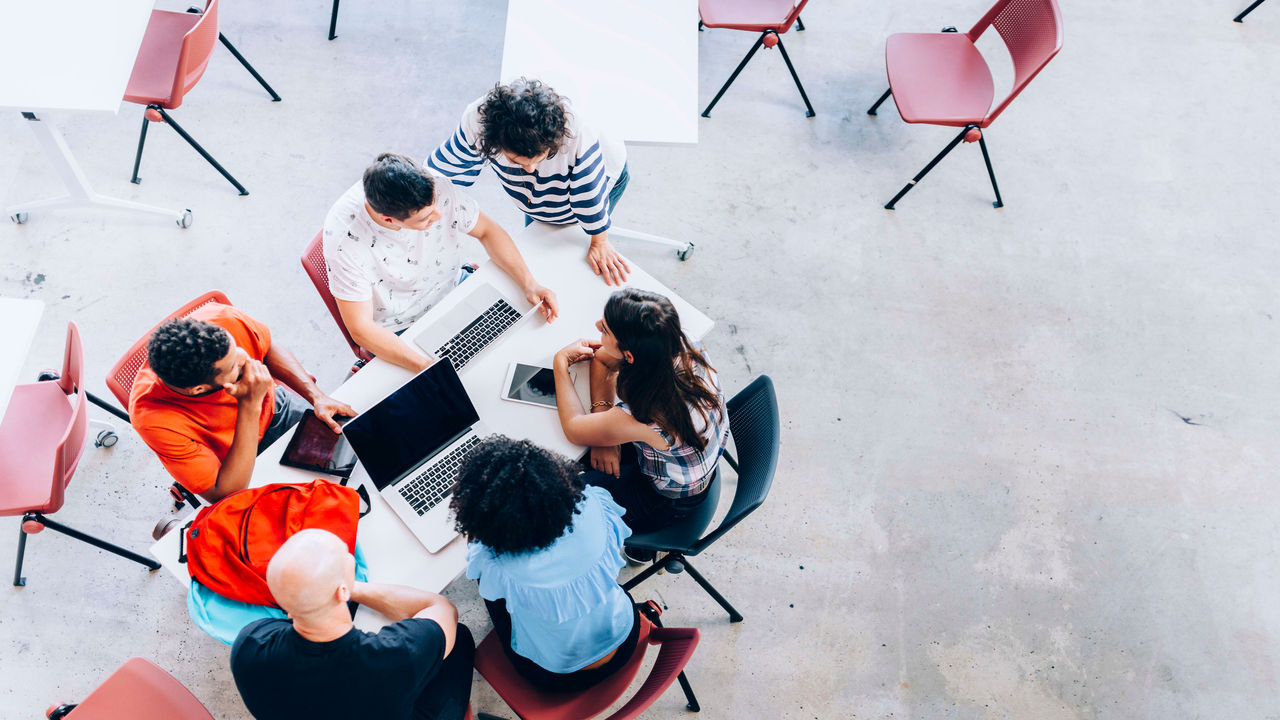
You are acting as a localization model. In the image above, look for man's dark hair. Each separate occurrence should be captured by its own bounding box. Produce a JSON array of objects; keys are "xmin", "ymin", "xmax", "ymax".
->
[
  {"xmin": 450, "ymin": 436, "xmax": 586, "ymax": 555},
  {"xmin": 362, "ymin": 153, "xmax": 435, "ymax": 220},
  {"xmin": 476, "ymin": 78, "xmax": 571, "ymax": 161},
  {"xmin": 146, "ymin": 317, "xmax": 231, "ymax": 389}
]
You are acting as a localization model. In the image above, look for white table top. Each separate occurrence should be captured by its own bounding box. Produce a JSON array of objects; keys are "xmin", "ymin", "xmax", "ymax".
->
[
  {"xmin": 150, "ymin": 222, "xmax": 712, "ymax": 630},
  {"xmin": 0, "ymin": 298, "xmax": 45, "ymax": 420},
  {"xmin": 500, "ymin": 0, "xmax": 699, "ymax": 145},
  {"xmin": 0, "ymin": 0, "xmax": 154, "ymax": 114}
]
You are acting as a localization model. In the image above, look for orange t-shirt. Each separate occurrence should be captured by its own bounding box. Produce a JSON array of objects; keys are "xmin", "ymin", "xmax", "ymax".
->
[{"xmin": 129, "ymin": 304, "xmax": 277, "ymax": 494}]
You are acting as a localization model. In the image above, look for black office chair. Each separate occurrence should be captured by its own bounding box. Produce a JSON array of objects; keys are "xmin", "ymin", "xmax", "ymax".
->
[{"xmin": 622, "ymin": 375, "xmax": 779, "ymax": 623}]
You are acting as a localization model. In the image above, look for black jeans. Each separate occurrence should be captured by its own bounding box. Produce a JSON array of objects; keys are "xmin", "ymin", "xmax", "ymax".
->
[
  {"xmin": 582, "ymin": 444, "xmax": 713, "ymax": 534},
  {"xmin": 484, "ymin": 595, "xmax": 641, "ymax": 693},
  {"xmin": 413, "ymin": 623, "xmax": 476, "ymax": 720}
]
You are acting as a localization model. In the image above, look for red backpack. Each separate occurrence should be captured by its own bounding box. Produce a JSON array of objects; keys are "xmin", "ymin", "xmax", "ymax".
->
[{"xmin": 180, "ymin": 480, "xmax": 360, "ymax": 608}]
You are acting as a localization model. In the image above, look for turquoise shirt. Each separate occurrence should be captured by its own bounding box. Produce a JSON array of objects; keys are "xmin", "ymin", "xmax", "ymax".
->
[{"xmin": 466, "ymin": 486, "xmax": 633, "ymax": 673}]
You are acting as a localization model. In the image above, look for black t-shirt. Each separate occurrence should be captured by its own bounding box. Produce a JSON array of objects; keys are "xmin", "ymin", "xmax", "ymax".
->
[{"xmin": 230, "ymin": 617, "xmax": 446, "ymax": 720}]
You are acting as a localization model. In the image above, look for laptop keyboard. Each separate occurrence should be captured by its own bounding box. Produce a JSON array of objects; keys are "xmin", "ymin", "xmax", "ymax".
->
[
  {"xmin": 435, "ymin": 299, "xmax": 522, "ymax": 371},
  {"xmin": 397, "ymin": 435, "xmax": 482, "ymax": 515}
]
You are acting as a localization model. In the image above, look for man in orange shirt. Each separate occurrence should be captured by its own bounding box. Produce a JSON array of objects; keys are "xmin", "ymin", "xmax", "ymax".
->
[{"xmin": 129, "ymin": 303, "xmax": 355, "ymax": 503}]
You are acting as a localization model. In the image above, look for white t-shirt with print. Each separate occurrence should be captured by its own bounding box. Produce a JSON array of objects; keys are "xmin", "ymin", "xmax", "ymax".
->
[{"xmin": 322, "ymin": 175, "xmax": 480, "ymax": 331}]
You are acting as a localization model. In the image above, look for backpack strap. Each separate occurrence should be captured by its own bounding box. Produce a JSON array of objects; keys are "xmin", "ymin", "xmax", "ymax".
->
[{"xmin": 178, "ymin": 521, "xmax": 194, "ymax": 564}]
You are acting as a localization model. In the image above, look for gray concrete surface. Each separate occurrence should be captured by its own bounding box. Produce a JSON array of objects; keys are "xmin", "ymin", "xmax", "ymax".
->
[{"xmin": 3, "ymin": 0, "xmax": 1280, "ymax": 717}]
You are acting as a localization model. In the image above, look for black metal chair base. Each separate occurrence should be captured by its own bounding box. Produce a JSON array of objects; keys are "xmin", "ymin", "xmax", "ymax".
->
[
  {"xmin": 701, "ymin": 30, "xmax": 815, "ymax": 118},
  {"xmin": 330, "ymin": 0, "xmax": 340, "ymax": 39},
  {"xmin": 1235, "ymin": 0, "xmax": 1267, "ymax": 21},
  {"xmin": 132, "ymin": 105, "xmax": 249, "ymax": 196},
  {"xmin": 185, "ymin": 7, "xmax": 281, "ymax": 100},
  {"xmin": 624, "ymin": 551, "xmax": 745, "ymax": 623},
  {"xmin": 637, "ymin": 601, "xmax": 702, "ymax": 711},
  {"xmin": 883, "ymin": 125, "xmax": 1004, "ymax": 210},
  {"xmin": 13, "ymin": 511, "xmax": 161, "ymax": 587}
]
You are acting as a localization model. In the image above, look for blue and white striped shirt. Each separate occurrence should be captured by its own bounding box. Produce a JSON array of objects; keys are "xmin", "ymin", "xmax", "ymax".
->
[{"xmin": 427, "ymin": 97, "xmax": 626, "ymax": 236}]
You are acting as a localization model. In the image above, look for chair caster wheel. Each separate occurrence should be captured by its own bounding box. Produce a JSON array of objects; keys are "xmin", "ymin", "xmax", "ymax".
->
[
  {"xmin": 153, "ymin": 517, "xmax": 182, "ymax": 541},
  {"xmin": 10, "ymin": 212, "xmax": 28, "ymax": 224},
  {"xmin": 665, "ymin": 559, "xmax": 686, "ymax": 574},
  {"xmin": 177, "ymin": 209, "xmax": 193, "ymax": 228},
  {"xmin": 95, "ymin": 430, "xmax": 119, "ymax": 448},
  {"xmin": 14, "ymin": 576, "xmax": 25, "ymax": 587},
  {"xmin": 676, "ymin": 242, "xmax": 695, "ymax": 261},
  {"xmin": 37, "ymin": 369, "xmax": 60, "ymax": 382}
]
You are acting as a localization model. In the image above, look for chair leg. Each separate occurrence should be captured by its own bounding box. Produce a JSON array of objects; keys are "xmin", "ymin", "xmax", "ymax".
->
[
  {"xmin": 681, "ymin": 557, "xmax": 744, "ymax": 622},
  {"xmin": 867, "ymin": 88, "xmax": 892, "ymax": 115},
  {"xmin": 151, "ymin": 106, "xmax": 249, "ymax": 196},
  {"xmin": 884, "ymin": 125, "xmax": 971, "ymax": 210},
  {"xmin": 35, "ymin": 514, "xmax": 161, "ymax": 571},
  {"xmin": 1235, "ymin": 0, "xmax": 1267, "ymax": 21},
  {"xmin": 87, "ymin": 392, "xmax": 130, "ymax": 422},
  {"xmin": 772, "ymin": 34, "xmax": 815, "ymax": 117},
  {"xmin": 977, "ymin": 132, "xmax": 1004, "ymax": 208},
  {"xmin": 621, "ymin": 551, "xmax": 673, "ymax": 591},
  {"xmin": 636, "ymin": 603, "xmax": 703, "ymax": 711},
  {"xmin": 13, "ymin": 519, "xmax": 30, "ymax": 586},
  {"xmin": 701, "ymin": 32, "xmax": 767, "ymax": 117},
  {"xmin": 130, "ymin": 113, "xmax": 150, "ymax": 185},
  {"xmin": 218, "ymin": 33, "xmax": 282, "ymax": 101},
  {"xmin": 795, "ymin": 15, "xmax": 805, "ymax": 31},
  {"xmin": 329, "ymin": 0, "xmax": 340, "ymax": 40}
]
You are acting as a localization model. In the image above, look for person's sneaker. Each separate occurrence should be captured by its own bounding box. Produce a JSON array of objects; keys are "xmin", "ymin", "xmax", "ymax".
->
[{"xmin": 623, "ymin": 546, "xmax": 656, "ymax": 565}]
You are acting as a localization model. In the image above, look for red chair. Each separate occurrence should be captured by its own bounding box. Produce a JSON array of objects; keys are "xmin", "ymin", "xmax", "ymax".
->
[
  {"xmin": 3, "ymin": 323, "xmax": 161, "ymax": 587},
  {"xmin": 866, "ymin": 0, "xmax": 1063, "ymax": 209},
  {"xmin": 474, "ymin": 603, "xmax": 701, "ymax": 720},
  {"xmin": 46, "ymin": 657, "xmax": 214, "ymax": 720},
  {"xmin": 699, "ymin": 0, "xmax": 814, "ymax": 118},
  {"xmin": 1235, "ymin": 0, "xmax": 1268, "ymax": 21},
  {"xmin": 301, "ymin": 231, "xmax": 375, "ymax": 372},
  {"xmin": 124, "ymin": 0, "xmax": 249, "ymax": 196},
  {"xmin": 93, "ymin": 291, "xmax": 232, "ymax": 514}
]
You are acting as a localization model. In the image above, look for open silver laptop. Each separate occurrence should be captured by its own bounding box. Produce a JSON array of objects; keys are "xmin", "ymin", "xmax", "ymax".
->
[
  {"xmin": 413, "ymin": 281, "xmax": 538, "ymax": 372},
  {"xmin": 341, "ymin": 360, "xmax": 488, "ymax": 553}
]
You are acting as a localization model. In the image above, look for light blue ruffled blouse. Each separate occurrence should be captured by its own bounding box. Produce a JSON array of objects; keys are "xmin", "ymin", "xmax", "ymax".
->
[{"xmin": 466, "ymin": 485, "xmax": 634, "ymax": 673}]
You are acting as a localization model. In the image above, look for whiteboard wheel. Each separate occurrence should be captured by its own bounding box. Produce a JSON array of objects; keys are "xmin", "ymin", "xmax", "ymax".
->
[
  {"xmin": 176, "ymin": 209, "xmax": 193, "ymax": 228},
  {"xmin": 11, "ymin": 212, "xmax": 28, "ymax": 224},
  {"xmin": 676, "ymin": 242, "xmax": 695, "ymax": 261}
]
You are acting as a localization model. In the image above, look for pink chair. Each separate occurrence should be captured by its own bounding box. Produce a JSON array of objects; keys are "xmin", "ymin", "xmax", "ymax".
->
[
  {"xmin": 699, "ymin": 0, "xmax": 814, "ymax": 118},
  {"xmin": 124, "ymin": 0, "xmax": 248, "ymax": 195},
  {"xmin": 474, "ymin": 603, "xmax": 701, "ymax": 720},
  {"xmin": 867, "ymin": 0, "xmax": 1063, "ymax": 209},
  {"xmin": 301, "ymin": 231, "xmax": 375, "ymax": 372},
  {"xmin": 45, "ymin": 657, "xmax": 214, "ymax": 720},
  {"xmin": 3, "ymin": 323, "xmax": 160, "ymax": 587}
]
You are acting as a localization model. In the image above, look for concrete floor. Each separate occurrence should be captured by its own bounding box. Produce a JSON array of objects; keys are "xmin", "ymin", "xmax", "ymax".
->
[{"xmin": 3, "ymin": 0, "xmax": 1280, "ymax": 717}]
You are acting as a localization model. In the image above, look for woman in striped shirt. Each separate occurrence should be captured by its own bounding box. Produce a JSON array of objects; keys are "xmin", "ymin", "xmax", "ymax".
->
[
  {"xmin": 427, "ymin": 77, "xmax": 632, "ymax": 285},
  {"xmin": 553, "ymin": 289, "xmax": 729, "ymax": 542}
]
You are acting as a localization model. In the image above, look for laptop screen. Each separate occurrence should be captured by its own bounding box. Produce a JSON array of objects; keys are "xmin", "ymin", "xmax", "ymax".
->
[{"xmin": 342, "ymin": 360, "xmax": 479, "ymax": 491}]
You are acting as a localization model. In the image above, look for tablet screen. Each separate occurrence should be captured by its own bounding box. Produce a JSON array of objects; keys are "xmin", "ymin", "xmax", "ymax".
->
[
  {"xmin": 280, "ymin": 410, "xmax": 356, "ymax": 477},
  {"xmin": 503, "ymin": 363, "xmax": 557, "ymax": 408}
]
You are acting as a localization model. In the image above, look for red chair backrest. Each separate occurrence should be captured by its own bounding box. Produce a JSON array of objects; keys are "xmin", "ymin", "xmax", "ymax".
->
[
  {"xmin": 171, "ymin": 0, "xmax": 221, "ymax": 107},
  {"xmin": 474, "ymin": 615, "xmax": 701, "ymax": 720},
  {"xmin": 51, "ymin": 323, "xmax": 90, "ymax": 511},
  {"xmin": 970, "ymin": 0, "xmax": 1063, "ymax": 124},
  {"xmin": 58, "ymin": 657, "xmax": 216, "ymax": 719},
  {"xmin": 301, "ymin": 231, "xmax": 374, "ymax": 363},
  {"xmin": 105, "ymin": 291, "xmax": 232, "ymax": 409}
]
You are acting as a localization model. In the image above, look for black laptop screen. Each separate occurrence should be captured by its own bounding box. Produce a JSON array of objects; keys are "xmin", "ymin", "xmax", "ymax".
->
[{"xmin": 343, "ymin": 360, "xmax": 479, "ymax": 491}]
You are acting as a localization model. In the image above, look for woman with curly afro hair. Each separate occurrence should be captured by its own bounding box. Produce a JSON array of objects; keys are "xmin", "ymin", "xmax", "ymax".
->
[
  {"xmin": 427, "ymin": 77, "xmax": 633, "ymax": 286},
  {"xmin": 450, "ymin": 435, "xmax": 640, "ymax": 691}
]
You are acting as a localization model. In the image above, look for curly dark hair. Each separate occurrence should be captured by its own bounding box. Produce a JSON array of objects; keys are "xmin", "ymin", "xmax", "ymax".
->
[
  {"xmin": 451, "ymin": 435, "xmax": 586, "ymax": 555},
  {"xmin": 476, "ymin": 78, "xmax": 572, "ymax": 161},
  {"xmin": 363, "ymin": 153, "xmax": 435, "ymax": 220},
  {"xmin": 146, "ymin": 317, "xmax": 231, "ymax": 389}
]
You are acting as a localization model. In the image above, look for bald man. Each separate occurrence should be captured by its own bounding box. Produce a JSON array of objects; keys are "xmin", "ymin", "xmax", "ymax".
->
[{"xmin": 230, "ymin": 529, "xmax": 475, "ymax": 720}]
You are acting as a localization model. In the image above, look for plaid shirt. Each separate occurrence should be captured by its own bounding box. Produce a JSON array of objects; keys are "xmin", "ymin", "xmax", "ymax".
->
[{"xmin": 618, "ymin": 369, "xmax": 729, "ymax": 499}]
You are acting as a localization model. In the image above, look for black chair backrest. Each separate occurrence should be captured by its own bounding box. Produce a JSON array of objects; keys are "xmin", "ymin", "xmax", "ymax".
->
[{"xmin": 691, "ymin": 375, "xmax": 779, "ymax": 555}]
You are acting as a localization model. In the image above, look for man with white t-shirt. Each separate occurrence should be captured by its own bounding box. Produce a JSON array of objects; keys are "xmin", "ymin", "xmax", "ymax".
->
[{"xmin": 323, "ymin": 153, "xmax": 559, "ymax": 373}]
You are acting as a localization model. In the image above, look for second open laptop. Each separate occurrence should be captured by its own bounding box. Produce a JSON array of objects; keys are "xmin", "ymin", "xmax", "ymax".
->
[
  {"xmin": 412, "ymin": 281, "xmax": 538, "ymax": 373},
  {"xmin": 342, "ymin": 359, "xmax": 489, "ymax": 553}
]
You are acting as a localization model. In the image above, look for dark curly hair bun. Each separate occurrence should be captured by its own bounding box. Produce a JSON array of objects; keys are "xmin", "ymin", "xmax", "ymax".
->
[
  {"xmin": 451, "ymin": 435, "xmax": 586, "ymax": 555},
  {"xmin": 477, "ymin": 77, "xmax": 572, "ymax": 161}
]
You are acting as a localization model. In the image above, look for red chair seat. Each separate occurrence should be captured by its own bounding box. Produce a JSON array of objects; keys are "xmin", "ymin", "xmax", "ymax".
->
[
  {"xmin": 58, "ymin": 657, "xmax": 215, "ymax": 720},
  {"xmin": 885, "ymin": 33, "xmax": 995, "ymax": 127},
  {"xmin": 0, "ymin": 382, "xmax": 75, "ymax": 516},
  {"xmin": 699, "ymin": 0, "xmax": 799, "ymax": 31},
  {"xmin": 124, "ymin": 10, "xmax": 201, "ymax": 107}
]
